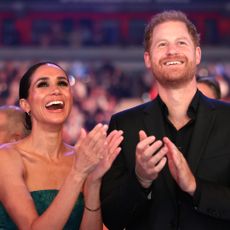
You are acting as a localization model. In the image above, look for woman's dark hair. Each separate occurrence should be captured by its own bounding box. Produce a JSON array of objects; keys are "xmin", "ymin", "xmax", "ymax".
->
[{"xmin": 19, "ymin": 61, "xmax": 67, "ymax": 130}]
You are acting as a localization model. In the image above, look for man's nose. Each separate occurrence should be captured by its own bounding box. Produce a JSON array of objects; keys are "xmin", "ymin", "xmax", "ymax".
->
[{"xmin": 166, "ymin": 43, "xmax": 178, "ymax": 55}]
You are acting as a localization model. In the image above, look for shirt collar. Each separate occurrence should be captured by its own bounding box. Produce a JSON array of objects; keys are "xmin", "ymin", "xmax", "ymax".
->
[{"xmin": 157, "ymin": 90, "xmax": 200, "ymax": 119}]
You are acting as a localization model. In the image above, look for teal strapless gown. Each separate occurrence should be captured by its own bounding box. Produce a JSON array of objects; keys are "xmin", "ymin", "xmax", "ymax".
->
[{"xmin": 0, "ymin": 190, "xmax": 84, "ymax": 230}]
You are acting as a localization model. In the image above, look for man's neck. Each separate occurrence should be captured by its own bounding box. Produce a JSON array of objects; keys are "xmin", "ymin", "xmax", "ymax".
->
[{"xmin": 158, "ymin": 82, "xmax": 197, "ymax": 130}]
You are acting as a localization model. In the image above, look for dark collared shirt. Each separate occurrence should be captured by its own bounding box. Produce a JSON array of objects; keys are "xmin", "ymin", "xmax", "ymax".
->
[
  {"xmin": 157, "ymin": 91, "xmax": 201, "ymax": 228},
  {"xmin": 158, "ymin": 90, "xmax": 200, "ymax": 158}
]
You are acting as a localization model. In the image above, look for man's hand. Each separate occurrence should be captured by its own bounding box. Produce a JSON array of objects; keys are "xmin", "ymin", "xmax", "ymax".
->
[
  {"xmin": 135, "ymin": 130, "xmax": 167, "ymax": 188},
  {"xmin": 163, "ymin": 137, "xmax": 196, "ymax": 196}
]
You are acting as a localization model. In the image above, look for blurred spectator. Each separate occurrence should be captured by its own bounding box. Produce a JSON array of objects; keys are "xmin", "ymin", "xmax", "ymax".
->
[
  {"xmin": 197, "ymin": 76, "xmax": 221, "ymax": 99},
  {"xmin": 0, "ymin": 105, "xmax": 29, "ymax": 144}
]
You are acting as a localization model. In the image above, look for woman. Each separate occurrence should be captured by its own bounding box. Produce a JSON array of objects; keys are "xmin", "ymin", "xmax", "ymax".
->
[{"xmin": 0, "ymin": 62, "xmax": 123, "ymax": 229}]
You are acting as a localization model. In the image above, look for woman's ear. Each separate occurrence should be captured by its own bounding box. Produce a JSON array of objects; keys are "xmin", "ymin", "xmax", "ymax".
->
[{"xmin": 19, "ymin": 98, "xmax": 30, "ymax": 114}]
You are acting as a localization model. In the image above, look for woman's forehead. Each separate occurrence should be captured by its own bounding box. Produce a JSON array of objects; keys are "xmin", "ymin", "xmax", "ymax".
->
[{"xmin": 32, "ymin": 64, "xmax": 67, "ymax": 79}]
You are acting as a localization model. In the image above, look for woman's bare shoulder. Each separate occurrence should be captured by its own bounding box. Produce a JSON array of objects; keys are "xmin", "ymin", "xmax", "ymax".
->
[
  {"xmin": 0, "ymin": 142, "xmax": 29, "ymax": 217},
  {"xmin": 0, "ymin": 142, "xmax": 24, "ymax": 172},
  {"xmin": 0, "ymin": 142, "xmax": 20, "ymax": 154}
]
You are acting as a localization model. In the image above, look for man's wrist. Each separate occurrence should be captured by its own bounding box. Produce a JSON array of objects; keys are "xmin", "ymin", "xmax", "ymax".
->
[{"xmin": 135, "ymin": 169, "xmax": 153, "ymax": 188}]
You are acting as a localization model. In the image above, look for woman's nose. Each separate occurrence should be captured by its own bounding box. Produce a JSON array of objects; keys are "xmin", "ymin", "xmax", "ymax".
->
[{"xmin": 51, "ymin": 86, "xmax": 61, "ymax": 95}]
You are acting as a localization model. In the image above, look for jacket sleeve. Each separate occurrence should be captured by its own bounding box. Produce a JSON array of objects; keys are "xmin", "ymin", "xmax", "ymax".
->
[
  {"xmin": 100, "ymin": 115, "xmax": 150, "ymax": 230},
  {"xmin": 193, "ymin": 178, "xmax": 230, "ymax": 220}
]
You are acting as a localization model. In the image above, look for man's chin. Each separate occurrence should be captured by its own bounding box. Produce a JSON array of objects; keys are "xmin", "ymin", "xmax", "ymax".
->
[{"xmin": 157, "ymin": 75, "xmax": 194, "ymax": 88}]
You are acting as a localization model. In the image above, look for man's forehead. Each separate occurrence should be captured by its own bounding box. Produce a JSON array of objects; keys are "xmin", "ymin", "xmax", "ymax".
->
[
  {"xmin": 151, "ymin": 21, "xmax": 193, "ymax": 46},
  {"xmin": 153, "ymin": 21, "xmax": 188, "ymax": 35}
]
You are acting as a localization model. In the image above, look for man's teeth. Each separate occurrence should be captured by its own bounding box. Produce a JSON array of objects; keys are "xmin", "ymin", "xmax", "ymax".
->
[
  {"xmin": 46, "ymin": 101, "xmax": 64, "ymax": 107},
  {"xmin": 165, "ymin": 61, "xmax": 182, "ymax": 66}
]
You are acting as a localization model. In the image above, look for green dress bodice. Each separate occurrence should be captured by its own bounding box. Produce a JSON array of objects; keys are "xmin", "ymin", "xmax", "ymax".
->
[{"xmin": 0, "ymin": 190, "xmax": 84, "ymax": 230}]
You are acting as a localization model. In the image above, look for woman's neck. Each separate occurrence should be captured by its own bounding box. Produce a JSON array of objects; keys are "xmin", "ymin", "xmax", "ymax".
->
[{"xmin": 19, "ymin": 126, "xmax": 66, "ymax": 161}]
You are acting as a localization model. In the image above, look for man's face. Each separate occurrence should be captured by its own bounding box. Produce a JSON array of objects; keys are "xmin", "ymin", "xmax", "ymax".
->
[{"xmin": 144, "ymin": 21, "xmax": 201, "ymax": 89}]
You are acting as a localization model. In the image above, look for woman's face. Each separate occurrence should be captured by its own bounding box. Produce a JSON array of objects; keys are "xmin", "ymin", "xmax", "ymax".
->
[{"xmin": 23, "ymin": 63, "xmax": 73, "ymax": 128}]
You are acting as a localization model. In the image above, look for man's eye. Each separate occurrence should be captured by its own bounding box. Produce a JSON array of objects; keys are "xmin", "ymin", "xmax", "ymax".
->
[
  {"xmin": 158, "ymin": 42, "xmax": 166, "ymax": 47},
  {"xmin": 37, "ymin": 82, "xmax": 48, "ymax": 88},
  {"xmin": 178, "ymin": 41, "xmax": 186, "ymax": 45},
  {"xmin": 58, "ymin": 80, "xmax": 69, "ymax": 87}
]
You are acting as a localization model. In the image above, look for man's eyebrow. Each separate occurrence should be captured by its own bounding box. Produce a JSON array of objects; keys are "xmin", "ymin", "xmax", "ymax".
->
[{"xmin": 176, "ymin": 36, "xmax": 190, "ymax": 40}]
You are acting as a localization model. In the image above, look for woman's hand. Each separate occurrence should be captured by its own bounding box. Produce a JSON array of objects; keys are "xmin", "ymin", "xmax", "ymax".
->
[
  {"xmin": 86, "ymin": 130, "xmax": 123, "ymax": 183},
  {"xmin": 73, "ymin": 124, "xmax": 109, "ymax": 179}
]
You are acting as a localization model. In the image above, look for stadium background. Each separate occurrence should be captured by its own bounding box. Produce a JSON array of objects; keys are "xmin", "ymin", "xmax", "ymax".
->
[{"xmin": 0, "ymin": 0, "xmax": 229, "ymax": 144}]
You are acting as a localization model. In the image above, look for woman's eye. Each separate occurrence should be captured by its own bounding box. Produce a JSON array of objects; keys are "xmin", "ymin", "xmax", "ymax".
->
[
  {"xmin": 58, "ymin": 80, "xmax": 69, "ymax": 87},
  {"xmin": 37, "ymin": 82, "xmax": 48, "ymax": 88}
]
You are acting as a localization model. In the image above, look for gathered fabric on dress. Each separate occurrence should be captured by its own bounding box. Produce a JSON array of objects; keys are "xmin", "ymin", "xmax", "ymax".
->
[{"xmin": 0, "ymin": 190, "xmax": 84, "ymax": 230}]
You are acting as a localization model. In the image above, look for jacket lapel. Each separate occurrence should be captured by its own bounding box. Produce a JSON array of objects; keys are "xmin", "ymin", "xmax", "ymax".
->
[
  {"xmin": 142, "ymin": 98, "xmax": 165, "ymax": 139},
  {"xmin": 187, "ymin": 95, "xmax": 216, "ymax": 174},
  {"xmin": 142, "ymin": 98, "xmax": 177, "ymax": 204}
]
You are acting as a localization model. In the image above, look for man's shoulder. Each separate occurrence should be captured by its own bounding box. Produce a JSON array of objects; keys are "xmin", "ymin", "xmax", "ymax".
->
[
  {"xmin": 203, "ymin": 96, "xmax": 230, "ymax": 111},
  {"xmin": 112, "ymin": 99, "xmax": 156, "ymax": 119}
]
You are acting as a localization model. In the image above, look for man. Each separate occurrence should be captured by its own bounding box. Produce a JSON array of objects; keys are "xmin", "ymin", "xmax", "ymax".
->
[
  {"xmin": 197, "ymin": 76, "xmax": 221, "ymax": 99},
  {"xmin": 0, "ymin": 105, "xmax": 29, "ymax": 144},
  {"xmin": 101, "ymin": 10, "xmax": 230, "ymax": 230}
]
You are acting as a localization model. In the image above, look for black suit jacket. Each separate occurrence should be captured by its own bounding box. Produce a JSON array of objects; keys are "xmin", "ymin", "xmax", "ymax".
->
[{"xmin": 101, "ymin": 92, "xmax": 230, "ymax": 230}]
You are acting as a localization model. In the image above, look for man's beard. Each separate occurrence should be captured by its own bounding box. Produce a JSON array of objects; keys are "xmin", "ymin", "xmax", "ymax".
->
[{"xmin": 152, "ymin": 56, "xmax": 197, "ymax": 89}]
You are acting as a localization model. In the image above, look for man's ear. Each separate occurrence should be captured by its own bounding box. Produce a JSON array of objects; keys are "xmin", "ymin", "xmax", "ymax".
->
[
  {"xmin": 195, "ymin": 46, "xmax": 201, "ymax": 65},
  {"xmin": 19, "ymin": 99, "xmax": 30, "ymax": 114},
  {"xmin": 144, "ymin": 51, "xmax": 151, "ymax": 69}
]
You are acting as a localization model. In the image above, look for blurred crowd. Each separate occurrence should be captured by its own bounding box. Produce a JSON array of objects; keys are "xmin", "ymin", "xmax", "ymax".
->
[
  {"xmin": 1, "ymin": 12, "xmax": 229, "ymax": 47},
  {"xmin": 0, "ymin": 60, "xmax": 230, "ymax": 145},
  {"xmin": 2, "ymin": 17, "xmax": 146, "ymax": 47}
]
